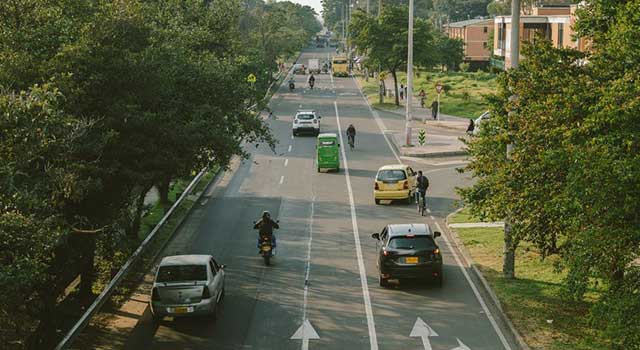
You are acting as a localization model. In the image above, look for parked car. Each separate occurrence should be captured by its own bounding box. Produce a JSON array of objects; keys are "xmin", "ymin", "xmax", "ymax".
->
[
  {"xmin": 292, "ymin": 109, "xmax": 321, "ymax": 136},
  {"xmin": 150, "ymin": 255, "xmax": 225, "ymax": 321},
  {"xmin": 372, "ymin": 224, "xmax": 443, "ymax": 287},
  {"xmin": 373, "ymin": 164, "xmax": 417, "ymax": 205},
  {"xmin": 472, "ymin": 111, "xmax": 490, "ymax": 136}
]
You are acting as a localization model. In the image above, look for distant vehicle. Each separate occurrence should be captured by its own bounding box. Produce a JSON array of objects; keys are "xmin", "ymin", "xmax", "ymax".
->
[
  {"xmin": 332, "ymin": 56, "xmax": 349, "ymax": 77},
  {"xmin": 316, "ymin": 133, "xmax": 340, "ymax": 172},
  {"xmin": 473, "ymin": 111, "xmax": 490, "ymax": 136},
  {"xmin": 150, "ymin": 255, "xmax": 226, "ymax": 321},
  {"xmin": 308, "ymin": 59, "xmax": 320, "ymax": 74},
  {"xmin": 292, "ymin": 109, "xmax": 321, "ymax": 136},
  {"xmin": 292, "ymin": 64, "xmax": 306, "ymax": 75},
  {"xmin": 372, "ymin": 223, "xmax": 443, "ymax": 287},
  {"xmin": 374, "ymin": 164, "xmax": 417, "ymax": 205}
]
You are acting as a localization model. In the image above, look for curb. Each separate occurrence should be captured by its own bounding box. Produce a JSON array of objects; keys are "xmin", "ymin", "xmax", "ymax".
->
[
  {"xmin": 445, "ymin": 209, "xmax": 531, "ymax": 350},
  {"xmin": 400, "ymin": 150, "xmax": 468, "ymax": 158}
]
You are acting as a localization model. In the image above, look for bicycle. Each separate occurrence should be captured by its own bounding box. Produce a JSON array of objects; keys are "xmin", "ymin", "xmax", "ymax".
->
[
  {"xmin": 415, "ymin": 190, "xmax": 426, "ymax": 216},
  {"xmin": 347, "ymin": 134, "xmax": 355, "ymax": 150}
]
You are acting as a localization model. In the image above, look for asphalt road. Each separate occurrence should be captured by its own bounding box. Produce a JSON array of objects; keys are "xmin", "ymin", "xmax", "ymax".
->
[{"xmin": 127, "ymin": 48, "xmax": 521, "ymax": 350}]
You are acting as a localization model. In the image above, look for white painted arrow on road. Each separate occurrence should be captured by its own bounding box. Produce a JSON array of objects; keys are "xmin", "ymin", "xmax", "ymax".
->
[
  {"xmin": 291, "ymin": 319, "xmax": 319, "ymax": 350},
  {"xmin": 451, "ymin": 338, "xmax": 471, "ymax": 350},
  {"xmin": 410, "ymin": 317, "xmax": 439, "ymax": 350}
]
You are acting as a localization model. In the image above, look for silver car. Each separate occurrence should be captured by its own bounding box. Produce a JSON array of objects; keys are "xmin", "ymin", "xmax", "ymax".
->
[{"xmin": 150, "ymin": 255, "xmax": 225, "ymax": 321}]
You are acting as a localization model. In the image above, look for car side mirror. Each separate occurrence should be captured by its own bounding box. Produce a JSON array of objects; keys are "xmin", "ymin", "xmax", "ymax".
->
[
  {"xmin": 252, "ymin": 221, "xmax": 256, "ymax": 225},
  {"xmin": 371, "ymin": 233, "xmax": 380, "ymax": 240},
  {"xmin": 434, "ymin": 231, "xmax": 441, "ymax": 238}
]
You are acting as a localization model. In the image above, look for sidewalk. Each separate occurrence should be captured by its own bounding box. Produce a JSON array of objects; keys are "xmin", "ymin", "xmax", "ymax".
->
[{"xmin": 359, "ymin": 76, "xmax": 471, "ymax": 158}]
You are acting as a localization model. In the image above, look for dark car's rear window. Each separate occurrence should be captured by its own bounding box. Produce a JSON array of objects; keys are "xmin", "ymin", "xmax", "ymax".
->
[
  {"xmin": 377, "ymin": 170, "xmax": 407, "ymax": 181},
  {"xmin": 157, "ymin": 264, "xmax": 207, "ymax": 282},
  {"xmin": 389, "ymin": 236, "xmax": 436, "ymax": 250}
]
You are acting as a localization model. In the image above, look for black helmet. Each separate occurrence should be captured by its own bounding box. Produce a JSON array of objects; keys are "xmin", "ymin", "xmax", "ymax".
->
[{"xmin": 262, "ymin": 211, "xmax": 271, "ymax": 219}]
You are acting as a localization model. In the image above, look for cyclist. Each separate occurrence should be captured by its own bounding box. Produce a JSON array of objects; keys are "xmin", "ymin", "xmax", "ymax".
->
[
  {"xmin": 416, "ymin": 171, "xmax": 429, "ymax": 212},
  {"xmin": 346, "ymin": 124, "xmax": 356, "ymax": 149}
]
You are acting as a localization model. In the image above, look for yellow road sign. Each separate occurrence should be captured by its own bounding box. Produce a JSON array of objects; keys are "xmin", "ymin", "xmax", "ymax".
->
[{"xmin": 247, "ymin": 74, "xmax": 257, "ymax": 83}]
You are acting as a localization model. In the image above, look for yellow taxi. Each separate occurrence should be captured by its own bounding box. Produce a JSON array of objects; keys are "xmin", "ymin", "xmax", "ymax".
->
[{"xmin": 373, "ymin": 164, "xmax": 417, "ymax": 205}]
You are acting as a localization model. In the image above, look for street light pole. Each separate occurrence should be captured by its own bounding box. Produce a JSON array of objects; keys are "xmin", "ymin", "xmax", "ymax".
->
[
  {"xmin": 503, "ymin": 0, "xmax": 520, "ymax": 279},
  {"xmin": 405, "ymin": 0, "xmax": 414, "ymax": 146}
]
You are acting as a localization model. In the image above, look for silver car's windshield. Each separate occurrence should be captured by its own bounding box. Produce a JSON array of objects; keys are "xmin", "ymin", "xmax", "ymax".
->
[{"xmin": 157, "ymin": 265, "xmax": 207, "ymax": 282}]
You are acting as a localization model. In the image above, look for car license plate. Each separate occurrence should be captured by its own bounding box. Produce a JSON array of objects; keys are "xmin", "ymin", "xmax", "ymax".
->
[
  {"xmin": 172, "ymin": 306, "xmax": 192, "ymax": 314},
  {"xmin": 405, "ymin": 257, "xmax": 419, "ymax": 264}
]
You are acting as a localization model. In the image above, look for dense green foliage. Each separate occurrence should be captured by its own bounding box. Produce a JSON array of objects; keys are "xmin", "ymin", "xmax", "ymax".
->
[
  {"xmin": 349, "ymin": 6, "xmax": 463, "ymax": 106},
  {"xmin": 460, "ymin": 0, "xmax": 640, "ymax": 347},
  {"xmin": 0, "ymin": 0, "xmax": 319, "ymax": 348}
]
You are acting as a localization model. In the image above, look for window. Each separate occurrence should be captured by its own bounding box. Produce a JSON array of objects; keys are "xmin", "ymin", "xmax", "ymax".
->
[
  {"xmin": 483, "ymin": 26, "xmax": 488, "ymax": 33},
  {"xmin": 320, "ymin": 140, "xmax": 335, "ymax": 146},
  {"xmin": 297, "ymin": 114, "xmax": 315, "ymax": 120},
  {"xmin": 558, "ymin": 23, "xmax": 564, "ymax": 48},
  {"xmin": 157, "ymin": 265, "xmax": 207, "ymax": 282},
  {"xmin": 388, "ymin": 236, "xmax": 437, "ymax": 250},
  {"xmin": 497, "ymin": 26, "xmax": 504, "ymax": 49},
  {"xmin": 377, "ymin": 170, "xmax": 407, "ymax": 181}
]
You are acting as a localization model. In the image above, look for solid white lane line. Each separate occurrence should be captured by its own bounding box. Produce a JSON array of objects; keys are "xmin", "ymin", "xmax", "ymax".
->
[
  {"xmin": 334, "ymin": 101, "xmax": 378, "ymax": 350},
  {"xmin": 434, "ymin": 221, "xmax": 512, "ymax": 350},
  {"xmin": 302, "ymin": 199, "xmax": 315, "ymax": 322},
  {"xmin": 352, "ymin": 77, "xmax": 401, "ymax": 163},
  {"xmin": 279, "ymin": 176, "xmax": 284, "ymax": 185},
  {"xmin": 285, "ymin": 159, "xmax": 289, "ymax": 167},
  {"xmin": 288, "ymin": 145, "xmax": 292, "ymax": 152}
]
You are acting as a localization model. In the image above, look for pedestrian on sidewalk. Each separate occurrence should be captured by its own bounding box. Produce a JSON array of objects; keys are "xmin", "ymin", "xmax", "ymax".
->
[
  {"xmin": 399, "ymin": 84, "xmax": 404, "ymax": 100},
  {"xmin": 404, "ymin": 85, "xmax": 408, "ymax": 99},
  {"xmin": 431, "ymin": 100, "xmax": 439, "ymax": 120},
  {"xmin": 466, "ymin": 118, "xmax": 475, "ymax": 134},
  {"xmin": 418, "ymin": 89, "xmax": 426, "ymax": 108}
]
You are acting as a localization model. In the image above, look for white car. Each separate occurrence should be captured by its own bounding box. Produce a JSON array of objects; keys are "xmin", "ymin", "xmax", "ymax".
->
[
  {"xmin": 150, "ymin": 255, "xmax": 226, "ymax": 321},
  {"xmin": 292, "ymin": 110, "xmax": 321, "ymax": 136},
  {"xmin": 472, "ymin": 111, "xmax": 491, "ymax": 136}
]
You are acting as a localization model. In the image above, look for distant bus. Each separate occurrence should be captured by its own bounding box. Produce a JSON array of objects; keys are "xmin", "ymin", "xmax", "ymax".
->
[{"xmin": 332, "ymin": 56, "xmax": 349, "ymax": 77}]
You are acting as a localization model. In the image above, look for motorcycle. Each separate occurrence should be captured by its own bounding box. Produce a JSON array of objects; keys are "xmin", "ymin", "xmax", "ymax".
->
[
  {"xmin": 289, "ymin": 81, "xmax": 295, "ymax": 92},
  {"xmin": 259, "ymin": 236, "xmax": 273, "ymax": 265}
]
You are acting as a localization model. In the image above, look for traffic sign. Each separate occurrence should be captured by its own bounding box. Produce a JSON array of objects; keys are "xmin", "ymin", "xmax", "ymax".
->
[
  {"xmin": 435, "ymin": 82, "xmax": 443, "ymax": 94},
  {"xmin": 379, "ymin": 72, "xmax": 387, "ymax": 81},
  {"xmin": 418, "ymin": 129, "xmax": 426, "ymax": 146},
  {"xmin": 247, "ymin": 73, "xmax": 257, "ymax": 84}
]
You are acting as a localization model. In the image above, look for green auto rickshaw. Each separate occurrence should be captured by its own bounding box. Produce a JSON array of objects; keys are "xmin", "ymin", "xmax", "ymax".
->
[{"xmin": 316, "ymin": 133, "xmax": 340, "ymax": 172}]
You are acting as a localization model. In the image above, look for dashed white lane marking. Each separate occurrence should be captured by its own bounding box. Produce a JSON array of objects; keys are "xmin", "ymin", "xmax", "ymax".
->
[
  {"xmin": 302, "ymin": 199, "xmax": 315, "ymax": 321},
  {"xmin": 279, "ymin": 175, "xmax": 284, "ymax": 185},
  {"xmin": 288, "ymin": 145, "xmax": 292, "ymax": 152},
  {"xmin": 434, "ymin": 221, "xmax": 512, "ymax": 350},
  {"xmin": 285, "ymin": 159, "xmax": 289, "ymax": 167},
  {"xmin": 334, "ymin": 101, "xmax": 378, "ymax": 350}
]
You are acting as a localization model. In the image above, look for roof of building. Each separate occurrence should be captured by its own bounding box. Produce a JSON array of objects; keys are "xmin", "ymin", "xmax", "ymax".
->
[{"xmin": 445, "ymin": 18, "xmax": 492, "ymax": 28}]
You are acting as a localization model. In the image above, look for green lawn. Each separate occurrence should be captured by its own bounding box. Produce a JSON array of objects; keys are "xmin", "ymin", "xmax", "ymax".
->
[
  {"xmin": 446, "ymin": 208, "xmax": 483, "ymax": 224},
  {"xmin": 358, "ymin": 71, "xmax": 497, "ymax": 118},
  {"xmin": 452, "ymin": 213, "xmax": 609, "ymax": 350}
]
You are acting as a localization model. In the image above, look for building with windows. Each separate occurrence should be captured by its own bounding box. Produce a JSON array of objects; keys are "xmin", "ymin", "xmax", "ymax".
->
[
  {"xmin": 444, "ymin": 18, "xmax": 494, "ymax": 70},
  {"xmin": 492, "ymin": 4, "xmax": 587, "ymax": 69}
]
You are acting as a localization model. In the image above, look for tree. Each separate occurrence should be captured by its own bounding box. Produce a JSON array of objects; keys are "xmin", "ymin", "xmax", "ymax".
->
[
  {"xmin": 435, "ymin": 34, "xmax": 464, "ymax": 70},
  {"xmin": 350, "ymin": 6, "xmax": 438, "ymax": 105},
  {"xmin": 460, "ymin": 0, "xmax": 640, "ymax": 347}
]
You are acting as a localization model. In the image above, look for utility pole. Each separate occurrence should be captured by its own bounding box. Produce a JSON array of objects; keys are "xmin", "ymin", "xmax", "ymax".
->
[
  {"xmin": 503, "ymin": 0, "xmax": 520, "ymax": 279},
  {"xmin": 405, "ymin": 0, "xmax": 414, "ymax": 146}
]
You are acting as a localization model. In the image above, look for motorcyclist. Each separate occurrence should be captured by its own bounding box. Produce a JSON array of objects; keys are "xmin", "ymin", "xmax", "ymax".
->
[
  {"xmin": 346, "ymin": 124, "xmax": 356, "ymax": 147},
  {"xmin": 308, "ymin": 73, "xmax": 315, "ymax": 89},
  {"xmin": 288, "ymin": 76, "xmax": 295, "ymax": 91},
  {"xmin": 416, "ymin": 171, "xmax": 429, "ymax": 210},
  {"xmin": 254, "ymin": 211, "xmax": 279, "ymax": 254}
]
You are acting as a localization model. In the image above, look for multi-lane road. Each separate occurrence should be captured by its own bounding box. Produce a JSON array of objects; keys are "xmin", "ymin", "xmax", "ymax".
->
[{"xmin": 126, "ymin": 48, "xmax": 522, "ymax": 350}]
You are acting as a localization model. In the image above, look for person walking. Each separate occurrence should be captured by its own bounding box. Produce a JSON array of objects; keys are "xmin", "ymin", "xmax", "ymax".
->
[
  {"xmin": 399, "ymin": 84, "xmax": 404, "ymax": 100},
  {"xmin": 431, "ymin": 100, "xmax": 439, "ymax": 120},
  {"xmin": 418, "ymin": 89, "xmax": 426, "ymax": 108}
]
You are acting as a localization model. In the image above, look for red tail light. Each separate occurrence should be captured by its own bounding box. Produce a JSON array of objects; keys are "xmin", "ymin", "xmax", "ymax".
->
[
  {"xmin": 383, "ymin": 249, "xmax": 389, "ymax": 256},
  {"xmin": 152, "ymin": 287, "xmax": 160, "ymax": 301},
  {"xmin": 375, "ymin": 182, "xmax": 379, "ymax": 190},
  {"xmin": 403, "ymin": 181, "xmax": 409, "ymax": 190},
  {"xmin": 202, "ymin": 286, "xmax": 211, "ymax": 299}
]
